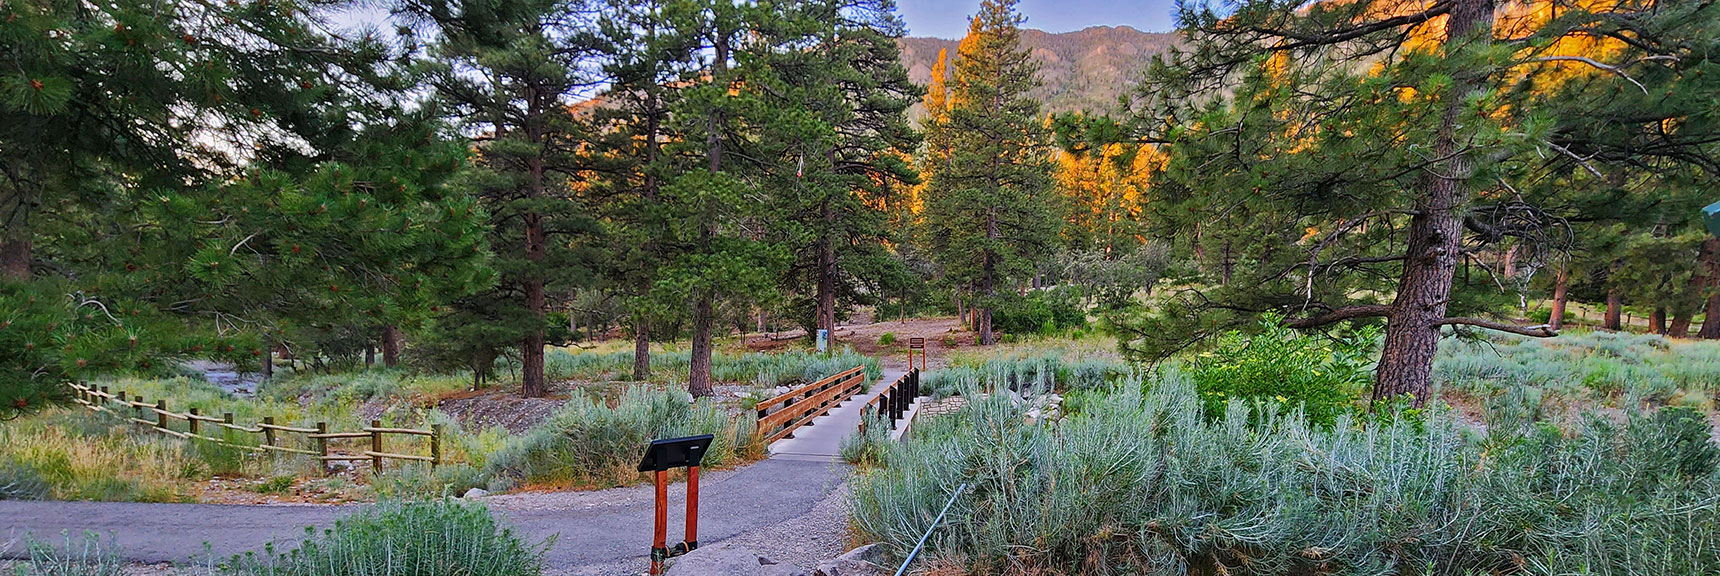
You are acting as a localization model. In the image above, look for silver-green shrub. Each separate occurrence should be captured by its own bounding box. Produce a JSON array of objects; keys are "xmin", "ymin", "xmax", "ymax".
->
[
  {"xmin": 226, "ymin": 499, "xmax": 545, "ymax": 576},
  {"xmin": 483, "ymin": 386, "xmax": 754, "ymax": 488},
  {"xmin": 851, "ymin": 374, "xmax": 1720, "ymax": 575}
]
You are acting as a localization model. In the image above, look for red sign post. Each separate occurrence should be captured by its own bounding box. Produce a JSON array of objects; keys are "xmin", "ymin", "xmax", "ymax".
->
[{"xmin": 637, "ymin": 434, "xmax": 714, "ymax": 575}]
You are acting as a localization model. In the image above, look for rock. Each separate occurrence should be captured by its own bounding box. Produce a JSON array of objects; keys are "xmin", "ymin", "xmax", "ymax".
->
[
  {"xmin": 815, "ymin": 544, "xmax": 888, "ymax": 576},
  {"xmin": 667, "ymin": 543, "xmax": 809, "ymax": 576},
  {"xmin": 462, "ymin": 488, "xmax": 489, "ymax": 499}
]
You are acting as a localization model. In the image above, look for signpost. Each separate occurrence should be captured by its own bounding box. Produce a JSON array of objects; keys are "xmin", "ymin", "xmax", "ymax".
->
[
  {"xmin": 1706, "ymin": 201, "xmax": 1720, "ymax": 237},
  {"xmin": 638, "ymin": 434, "xmax": 714, "ymax": 576},
  {"xmin": 907, "ymin": 337, "xmax": 926, "ymax": 371}
]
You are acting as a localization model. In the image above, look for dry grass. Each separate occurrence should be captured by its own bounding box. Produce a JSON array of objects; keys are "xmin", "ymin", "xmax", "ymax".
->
[{"xmin": 0, "ymin": 409, "xmax": 194, "ymax": 502}]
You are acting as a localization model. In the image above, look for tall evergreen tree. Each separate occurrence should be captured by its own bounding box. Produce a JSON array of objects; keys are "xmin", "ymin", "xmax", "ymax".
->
[
  {"xmin": 921, "ymin": 0, "xmax": 1057, "ymax": 345},
  {"xmin": 1122, "ymin": 0, "xmax": 1720, "ymax": 404},
  {"xmin": 757, "ymin": 0, "xmax": 921, "ymax": 342},
  {"xmin": 400, "ymin": 0, "xmax": 601, "ymax": 397},
  {"xmin": 590, "ymin": 0, "xmax": 701, "ymax": 381}
]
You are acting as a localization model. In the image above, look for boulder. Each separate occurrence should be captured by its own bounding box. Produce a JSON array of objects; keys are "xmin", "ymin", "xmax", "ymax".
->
[
  {"xmin": 666, "ymin": 543, "xmax": 808, "ymax": 576},
  {"xmin": 462, "ymin": 488, "xmax": 489, "ymax": 499},
  {"xmin": 815, "ymin": 544, "xmax": 888, "ymax": 576}
]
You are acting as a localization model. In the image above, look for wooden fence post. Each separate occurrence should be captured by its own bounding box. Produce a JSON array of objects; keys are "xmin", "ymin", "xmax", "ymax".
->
[
  {"xmin": 133, "ymin": 396, "xmax": 143, "ymax": 423},
  {"xmin": 155, "ymin": 399, "xmax": 168, "ymax": 432},
  {"xmin": 263, "ymin": 416, "xmax": 277, "ymax": 450},
  {"xmin": 187, "ymin": 408, "xmax": 199, "ymax": 437},
  {"xmin": 315, "ymin": 422, "xmax": 330, "ymax": 475},
  {"xmin": 223, "ymin": 413, "xmax": 234, "ymax": 445},
  {"xmin": 370, "ymin": 419, "xmax": 383, "ymax": 476},
  {"xmin": 431, "ymin": 424, "xmax": 443, "ymax": 470}
]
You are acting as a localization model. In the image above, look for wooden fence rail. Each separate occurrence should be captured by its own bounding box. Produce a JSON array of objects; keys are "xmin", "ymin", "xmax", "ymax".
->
[
  {"xmin": 754, "ymin": 366, "xmax": 868, "ymax": 443},
  {"xmin": 68, "ymin": 382, "xmax": 440, "ymax": 475},
  {"xmin": 859, "ymin": 368, "xmax": 920, "ymax": 436}
]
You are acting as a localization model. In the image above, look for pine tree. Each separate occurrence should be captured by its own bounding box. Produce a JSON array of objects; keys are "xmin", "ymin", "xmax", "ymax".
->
[
  {"xmin": 755, "ymin": 0, "xmax": 921, "ymax": 342},
  {"xmin": 1121, "ymin": 0, "xmax": 1720, "ymax": 404},
  {"xmin": 590, "ymin": 0, "xmax": 702, "ymax": 381},
  {"xmin": 400, "ymin": 0, "xmax": 601, "ymax": 397},
  {"xmin": 921, "ymin": 0, "xmax": 1057, "ymax": 345}
]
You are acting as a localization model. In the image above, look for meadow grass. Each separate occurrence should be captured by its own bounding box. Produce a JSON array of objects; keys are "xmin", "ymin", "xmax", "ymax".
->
[
  {"xmin": 0, "ymin": 410, "xmax": 192, "ymax": 502},
  {"xmin": 923, "ymin": 336, "xmax": 1131, "ymax": 398},
  {"xmin": 1435, "ymin": 330, "xmax": 1720, "ymax": 413}
]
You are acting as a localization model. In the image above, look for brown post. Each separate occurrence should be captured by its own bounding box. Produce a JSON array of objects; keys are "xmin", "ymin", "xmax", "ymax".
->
[
  {"xmin": 133, "ymin": 396, "xmax": 143, "ymax": 422},
  {"xmin": 315, "ymin": 422, "xmax": 330, "ymax": 475},
  {"xmin": 155, "ymin": 400, "xmax": 168, "ymax": 432},
  {"xmin": 370, "ymin": 419, "xmax": 384, "ymax": 476},
  {"xmin": 187, "ymin": 408, "xmax": 199, "ymax": 437},
  {"xmin": 430, "ymin": 424, "xmax": 443, "ymax": 470},
  {"xmin": 263, "ymin": 416, "xmax": 277, "ymax": 450},
  {"xmin": 686, "ymin": 466, "xmax": 700, "ymax": 550},
  {"xmin": 116, "ymin": 390, "xmax": 126, "ymax": 404},
  {"xmin": 651, "ymin": 469, "xmax": 669, "ymax": 576},
  {"xmin": 223, "ymin": 413, "xmax": 235, "ymax": 446}
]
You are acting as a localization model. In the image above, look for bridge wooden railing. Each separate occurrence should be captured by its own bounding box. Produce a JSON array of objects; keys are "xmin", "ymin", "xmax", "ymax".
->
[
  {"xmin": 68, "ymin": 382, "xmax": 439, "ymax": 475},
  {"xmin": 859, "ymin": 368, "xmax": 920, "ymax": 436},
  {"xmin": 754, "ymin": 366, "xmax": 868, "ymax": 443}
]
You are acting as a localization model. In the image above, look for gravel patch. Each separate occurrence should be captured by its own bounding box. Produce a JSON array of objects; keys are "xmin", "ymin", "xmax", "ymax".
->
[{"xmin": 725, "ymin": 479, "xmax": 854, "ymax": 570}]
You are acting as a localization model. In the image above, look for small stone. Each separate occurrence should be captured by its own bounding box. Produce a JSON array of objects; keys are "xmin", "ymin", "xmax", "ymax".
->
[
  {"xmin": 815, "ymin": 544, "xmax": 887, "ymax": 576},
  {"xmin": 463, "ymin": 488, "xmax": 489, "ymax": 499}
]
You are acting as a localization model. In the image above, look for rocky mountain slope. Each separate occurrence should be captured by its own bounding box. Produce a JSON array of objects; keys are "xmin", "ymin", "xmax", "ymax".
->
[{"xmin": 898, "ymin": 26, "xmax": 1179, "ymax": 115}]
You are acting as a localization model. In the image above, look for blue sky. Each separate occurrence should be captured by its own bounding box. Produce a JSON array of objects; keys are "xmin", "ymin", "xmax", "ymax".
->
[{"xmin": 898, "ymin": 0, "xmax": 1179, "ymax": 38}]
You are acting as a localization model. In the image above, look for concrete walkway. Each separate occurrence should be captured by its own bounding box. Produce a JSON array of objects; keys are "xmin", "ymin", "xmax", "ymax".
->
[{"xmin": 0, "ymin": 370, "xmax": 925, "ymax": 574}]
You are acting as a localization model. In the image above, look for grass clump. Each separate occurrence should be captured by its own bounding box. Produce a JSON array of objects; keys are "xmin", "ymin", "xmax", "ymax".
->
[
  {"xmin": 839, "ymin": 412, "xmax": 893, "ymax": 467},
  {"xmin": 7, "ymin": 532, "xmax": 127, "ymax": 576},
  {"xmin": 483, "ymin": 386, "xmax": 759, "ymax": 489},
  {"xmin": 851, "ymin": 374, "xmax": 1720, "ymax": 575},
  {"xmin": 226, "ymin": 499, "xmax": 545, "ymax": 576}
]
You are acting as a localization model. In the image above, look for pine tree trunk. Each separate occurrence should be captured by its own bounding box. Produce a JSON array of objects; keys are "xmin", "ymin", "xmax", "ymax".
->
[
  {"xmin": 261, "ymin": 338, "xmax": 274, "ymax": 382},
  {"xmin": 979, "ymin": 213, "xmax": 998, "ymax": 345},
  {"xmin": 1604, "ymin": 289, "xmax": 1622, "ymax": 330},
  {"xmin": 520, "ymin": 208, "xmax": 547, "ymax": 398},
  {"xmin": 1549, "ymin": 265, "xmax": 1569, "ymax": 331},
  {"xmin": 1372, "ymin": 0, "xmax": 1493, "ymax": 407},
  {"xmin": 365, "ymin": 345, "xmax": 375, "ymax": 367},
  {"xmin": 1651, "ymin": 307, "xmax": 1668, "ymax": 335},
  {"xmin": 381, "ymin": 325, "xmax": 401, "ymax": 367},
  {"xmin": 1670, "ymin": 312, "xmax": 1692, "ymax": 338},
  {"xmin": 686, "ymin": 19, "xmax": 729, "ymax": 399},
  {"xmin": 0, "ymin": 234, "xmax": 27, "ymax": 282},
  {"xmin": 689, "ymin": 292, "xmax": 715, "ymax": 397},
  {"xmin": 633, "ymin": 320, "xmax": 651, "ymax": 381},
  {"xmin": 1703, "ymin": 293, "xmax": 1720, "ymax": 339},
  {"xmin": 816, "ymin": 209, "xmax": 837, "ymax": 345}
]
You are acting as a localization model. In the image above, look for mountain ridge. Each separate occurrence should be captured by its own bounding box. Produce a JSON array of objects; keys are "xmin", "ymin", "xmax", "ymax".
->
[{"xmin": 898, "ymin": 25, "xmax": 1180, "ymax": 115}]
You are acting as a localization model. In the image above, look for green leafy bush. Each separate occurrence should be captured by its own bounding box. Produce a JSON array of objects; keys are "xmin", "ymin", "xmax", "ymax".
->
[
  {"xmin": 484, "ymin": 387, "xmax": 757, "ymax": 489},
  {"xmin": 1186, "ymin": 317, "xmax": 1375, "ymax": 427},
  {"xmin": 850, "ymin": 376, "xmax": 1720, "ymax": 575},
  {"xmin": 878, "ymin": 332, "xmax": 896, "ymax": 346},
  {"xmin": 227, "ymin": 499, "xmax": 545, "ymax": 576},
  {"xmin": 989, "ymin": 288, "xmax": 1086, "ymax": 336}
]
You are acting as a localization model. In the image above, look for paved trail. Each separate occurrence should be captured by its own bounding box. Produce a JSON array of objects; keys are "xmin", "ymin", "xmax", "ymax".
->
[{"xmin": 0, "ymin": 370, "xmax": 913, "ymax": 575}]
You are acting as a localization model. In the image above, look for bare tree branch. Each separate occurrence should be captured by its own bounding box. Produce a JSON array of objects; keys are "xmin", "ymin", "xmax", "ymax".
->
[
  {"xmin": 1437, "ymin": 317, "xmax": 1557, "ymax": 337},
  {"xmin": 1286, "ymin": 304, "xmax": 1392, "ymax": 328}
]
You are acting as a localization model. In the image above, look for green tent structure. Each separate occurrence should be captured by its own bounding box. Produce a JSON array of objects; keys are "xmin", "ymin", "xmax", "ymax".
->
[{"xmin": 1708, "ymin": 201, "xmax": 1720, "ymax": 236}]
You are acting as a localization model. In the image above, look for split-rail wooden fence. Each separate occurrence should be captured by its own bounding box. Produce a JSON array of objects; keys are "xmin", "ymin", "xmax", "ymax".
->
[{"xmin": 69, "ymin": 382, "xmax": 440, "ymax": 475}]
